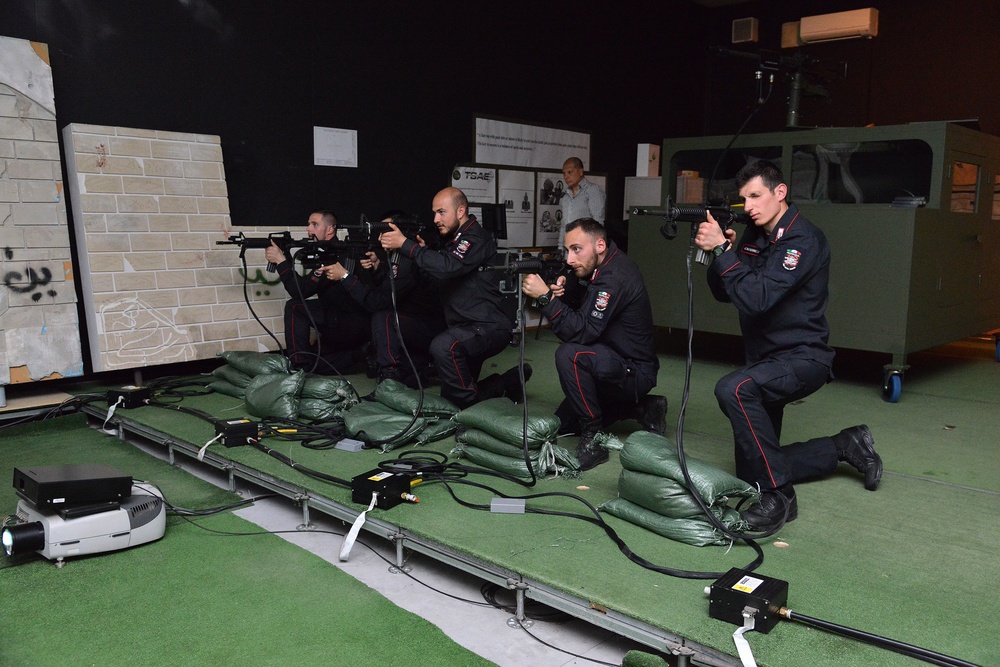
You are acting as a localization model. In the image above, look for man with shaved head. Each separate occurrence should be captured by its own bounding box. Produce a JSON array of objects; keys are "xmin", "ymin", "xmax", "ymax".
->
[{"xmin": 380, "ymin": 187, "xmax": 526, "ymax": 408}]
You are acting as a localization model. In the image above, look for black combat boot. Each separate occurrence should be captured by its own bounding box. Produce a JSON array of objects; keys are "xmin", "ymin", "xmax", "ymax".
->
[
  {"xmin": 740, "ymin": 483, "xmax": 797, "ymax": 531},
  {"xmin": 501, "ymin": 364, "xmax": 532, "ymax": 404},
  {"xmin": 634, "ymin": 394, "xmax": 668, "ymax": 435},
  {"xmin": 833, "ymin": 425, "xmax": 882, "ymax": 491},
  {"xmin": 576, "ymin": 418, "xmax": 608, "ymax": 471}
]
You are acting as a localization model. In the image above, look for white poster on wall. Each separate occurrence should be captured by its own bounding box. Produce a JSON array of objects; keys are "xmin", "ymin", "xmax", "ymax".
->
[
  {"xmin": 450, "ymin": 165, "xmax": 497, "ymax": 203},
  {"xmin": 314, "ymin": 126, "xmax": 358, "ymax": 167},
  {"xmin": 475, "ymin": 118, "xmax": 590, "ymax": 170},
  {"xmin": 535, "ymin": 171, "xmax": 564, "ymax": 247},
  {"xmin": 497, "ymin": 169, "xmax": 535, "ymax": 248}
]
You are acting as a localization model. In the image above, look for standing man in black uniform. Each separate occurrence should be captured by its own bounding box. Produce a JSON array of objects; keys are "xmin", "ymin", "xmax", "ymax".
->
[
  {"xmin": 695, "ymin": 160, "xmax": 882, "ymax": 530},
  {"xmin": 522, "ymin": 217, "xmax": 666, "ymax": 470},
  {"xmin": 380, "ymin": 187, "xmax": 524, "ymax": 408},
  {"xmin": 323, "ymin": 213, "xmax": 445, "ymax": 386},
  {"xmin": 265, "ymin": 210, "xmax": 370, "ymax": 372}
]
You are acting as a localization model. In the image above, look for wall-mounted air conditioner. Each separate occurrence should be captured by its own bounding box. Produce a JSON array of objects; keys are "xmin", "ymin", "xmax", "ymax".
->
[{"xmin": 799, "ymin": 8, "xmax": 878, "ymax": 43}]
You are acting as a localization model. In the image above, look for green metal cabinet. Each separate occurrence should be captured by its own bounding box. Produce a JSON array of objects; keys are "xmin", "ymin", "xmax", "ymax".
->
[{"xmin": 630, "ymin": 122, "xmax": 1000, "ymax": 399}]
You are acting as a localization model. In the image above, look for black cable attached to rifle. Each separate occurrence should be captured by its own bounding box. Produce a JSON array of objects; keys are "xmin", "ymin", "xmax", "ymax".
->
[
  {"xmin": 230, "ymin": 236, "xmax": 285, "ymax": 354},
  {"xmin": 354, "ymin": 245, "xmax": 426, "ymax": 450},
  {"xmin": 670, "ymin": 63, "xmax": 790, "ymax": 545}
]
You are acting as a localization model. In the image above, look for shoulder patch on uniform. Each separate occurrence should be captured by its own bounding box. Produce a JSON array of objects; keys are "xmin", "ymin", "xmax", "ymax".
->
[
  {"xmin": 782, "ymin": 248, "xmax": 801, "ymax": 271},
  {"xmin": 452, "ymin": 239, "xmax": 473, "ymax": 258},
  {"xmin": 595, "ymin": 291, "xmax": 611, "ymax": 311}
]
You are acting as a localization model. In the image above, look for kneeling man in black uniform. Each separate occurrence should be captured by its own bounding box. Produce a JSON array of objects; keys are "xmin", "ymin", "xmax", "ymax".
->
[
  {"xmin": 380, "ymin": 187, "xmax": 523, "ymax": 408},
  {"xmin": 522, "ymin": 218, "xmax": 666, "ymax": 470},
  {"xmin": 695, "ymin": 159, "xmax": 882, "ymax": 530}
]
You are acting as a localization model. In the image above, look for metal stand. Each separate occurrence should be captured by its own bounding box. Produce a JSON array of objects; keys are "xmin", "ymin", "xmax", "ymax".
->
[
  {"xmin": 295, "ymin": 494, "xmax": 316, "ymax": 531},
  {"xmin": 505, "ymin": 580, "xmax": 534, "ymax": 629}
]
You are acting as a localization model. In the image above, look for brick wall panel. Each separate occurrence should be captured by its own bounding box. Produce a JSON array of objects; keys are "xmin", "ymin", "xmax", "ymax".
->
[
  {"xmin": 64, "ymin": 121, "xmax": 292, "ymax": 371},
  {"xmin": 1, "ymin": 36, "xmax": 84, "ymax": 386}
]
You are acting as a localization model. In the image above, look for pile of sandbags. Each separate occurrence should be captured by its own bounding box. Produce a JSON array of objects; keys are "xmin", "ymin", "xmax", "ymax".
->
[
  {"xmin": 452, "ymin": 398, "xmax": 578, "ymax": 480},
  {"xmin": 340, "ymin": 379, "xmax": 459, "ymax": 451},
  {"xmin": 207, "ymin": 351, "xmax": 355, "ymax": 421},
  {"xmin": 599, "ymin": 431, "xmax": 759, "ymax": 546}
]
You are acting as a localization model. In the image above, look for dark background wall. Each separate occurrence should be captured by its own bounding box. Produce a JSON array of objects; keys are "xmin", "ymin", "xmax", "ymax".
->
[{"xmin": 2, "ymin": 0, "xmax": 998, "ymax": 247}]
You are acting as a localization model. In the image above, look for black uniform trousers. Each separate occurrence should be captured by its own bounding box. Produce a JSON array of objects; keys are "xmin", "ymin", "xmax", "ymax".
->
[
  {"xmin": 283, "ymin": 299, "xmax": 370, "ymax": 371},
  {"xmin": 714, "ymin": 356, "xmax": 838, "ymax": 491},
  {"xmin": 370, "ymin": 310, "xmax": 446, "ymax": 383},
  {"xmin": 553, "ymin": 342, "xmax": 656, "ymax": 430},
  {"xmin": 428, "ymin": 323, "xmax": 511, "ymax": 409}
]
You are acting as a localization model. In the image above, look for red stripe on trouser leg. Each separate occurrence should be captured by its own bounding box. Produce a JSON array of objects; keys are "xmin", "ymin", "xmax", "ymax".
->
[
  {"xmin": 449, "ymin": 339, "xmax": 473, "ymax": 392},
  {"xmin": 735, "ymin": 377, "xmax": 777, "ymax": 488},
  {"xmin": 573, "ymin": 350, "xmax": 597, "ymax": 420}
]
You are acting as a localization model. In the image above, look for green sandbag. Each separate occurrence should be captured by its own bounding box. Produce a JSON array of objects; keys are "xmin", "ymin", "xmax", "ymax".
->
[
  {"xmin": 211, "ymin": 364, "xmax": 253, "ymax": 388},
  {"xmin": 298, "ymin": 398, "xmax": 344, "ymax": 422},
  {"xmin": 457, "ymin": 427, "xmax": 542, "ymax": 454},
  {"xmin": 413, "ymin": 419, "xmax": 458, "ymax": 447},
  {"xmin": 220, "ymin": 350, "xmax": 290, "ymax": 376},
  {"xmin": 617, "ymin": 469, "xmax": 713, "ymax": 520},
  {"xmin": 244, "ymin": 371, "xmax": 304, "ymax": 419},
  {"xmin": 301, "ymin": 375, "xmax": 354, "ymax": 402},
  {"xmin": 619, "ymin": 431, "xmax": 758, "ymax": 506},
  {"xmin": 375, "ymin": 379, "xmax": 459, "ymax": 417},
  {"xmin": 454, "ymin": 398, "xmax": 559, "ymax": 446},
  {"xmin": 206, "ymin": 379, "xmax": 245, "ymax": 399},
  {"xmin": 455, "ymin": 444, "xmax": 549, "ymax": 480},
  {"xmin": 342, "ymin": 401, "xmax": 427, "ymax": 447},
  {"xmin": 599, "ymin": 497, "xmax": 743, "ymax": 547},
  {"xmin": 457, "ymin": 429, "xmax": 580, "ymax": 472}
]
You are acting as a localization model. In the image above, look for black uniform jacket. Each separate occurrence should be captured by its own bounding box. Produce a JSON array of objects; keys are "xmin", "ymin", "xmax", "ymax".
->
[
  {"xmin": 398, "ymin": 216, "xmax": 512, "ymax": 331},
  {"xmin": 274, "ymin": 259, "xmax": 365, "ymax": 315},
  {"xmin": 708, "ymin": 203, "xmax": 835, "ymax": 369},
  {"xmin": 340, "ymin": 256, "xmax": 443, "ymax": 321},
  {"xmin": 538, "ymin": 240, "xmax": 659, "ymax": 379}
]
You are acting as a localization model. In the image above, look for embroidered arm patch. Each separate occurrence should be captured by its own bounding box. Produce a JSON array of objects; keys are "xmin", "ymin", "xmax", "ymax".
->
[
  {"xmin": 590, "ymin": 290, "xmax": 612, "ymax": 319},
  {"xmin": 782, "ymin": 248, "xmax": 801, "ymax": 271}
]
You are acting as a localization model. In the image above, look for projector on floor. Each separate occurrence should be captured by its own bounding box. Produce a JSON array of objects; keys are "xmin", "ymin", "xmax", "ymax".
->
[{"xmin": 2, "ymin": 464, "xmax": 166, "ymax": 566}]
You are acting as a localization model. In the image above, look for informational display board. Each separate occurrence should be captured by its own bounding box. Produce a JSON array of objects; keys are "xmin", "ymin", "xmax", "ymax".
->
[
  {"xmin": 450, "ymin": 165, "xmax": 497, "ymax": 203},
  {"xmin": 497, "ymin": 169, "xmax": 535, "ymax": 248},
  {"xmin": 474, "ymin": 117, "xmax": 590, "ymax": 171},
  {"xmin": 451, "ymin": 163, "xmax": 606, "ymax": 249}
]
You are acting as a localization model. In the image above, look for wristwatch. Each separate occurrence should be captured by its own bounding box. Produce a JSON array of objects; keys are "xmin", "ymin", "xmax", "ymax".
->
[
  {"xmin": 535, "ymin": 290, "xmax": 553, "ymax": 307},
  {"xmin": 712, "ymin": 240, "xmax": 732, "ymax": 258}
]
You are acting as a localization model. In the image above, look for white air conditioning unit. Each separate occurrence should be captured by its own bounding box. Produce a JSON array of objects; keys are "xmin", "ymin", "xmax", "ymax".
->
[{"xmin": 799, "ymin": 8, "xmax": 878, "ymax": 43}]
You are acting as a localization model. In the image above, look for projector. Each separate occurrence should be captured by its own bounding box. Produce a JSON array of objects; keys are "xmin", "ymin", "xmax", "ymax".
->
[{"xmin": 2, "ymin": 467, "xmax": 166, "ymax": 566}]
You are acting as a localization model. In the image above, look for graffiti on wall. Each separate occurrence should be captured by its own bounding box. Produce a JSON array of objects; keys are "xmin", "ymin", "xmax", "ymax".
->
[
  {"xmin": 98, "ymin": 296, "xmax": 196, "ymax": 368},
  {"xmin": 3, "ymin": 247, "xmax": 59, "ymax": 302}
]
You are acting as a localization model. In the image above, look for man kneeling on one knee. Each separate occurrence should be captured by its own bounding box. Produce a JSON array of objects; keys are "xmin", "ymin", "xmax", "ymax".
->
[{"xmin": 522, "ymin": 218, "xmax": 666, "ymax": 470}]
